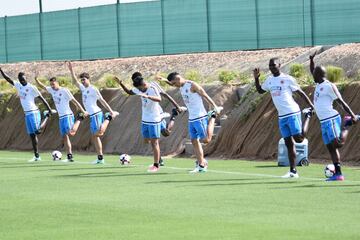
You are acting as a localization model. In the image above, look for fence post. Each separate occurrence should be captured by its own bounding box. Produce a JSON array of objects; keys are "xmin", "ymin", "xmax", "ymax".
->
[
  {"xmin": 39, "ymin": 14, "xmax": 44, "ymax": 60},
  {"xmin": 160, "ymin": 0, "xmax": 165, "ymax": 54},
  {"xmin": 4, "ymin": 16, "xmax": 8, "ymax": 63},
  {"xmin": 116, "ymin": 1, "xmax": 121, "ymax": 57},
  {"xmin": 255, "ymin": 0, "xmax": 260, "ymax": 49},
  {"xmin": 205, "ymin": 0, "xmax": 211, "ymax": 52},
  {"xmin": 310, "ymin": 0, "xmax": 315, "ymax": 46},
  {"xmin": 77, "ymin": 7, "xmax": 82, "ymax": 60}
]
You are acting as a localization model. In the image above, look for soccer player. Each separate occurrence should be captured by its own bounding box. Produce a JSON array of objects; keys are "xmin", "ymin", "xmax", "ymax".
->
[
  {"xmin": 254, "ymin": 58, "xmax": 314, "ymax": 178},
  {"xmin": 35, "ymin": 76, "xmax": 88, "ymax": 162},
  {"xmin": 115, "ymin": 73, "xmax": 185, "ymax": 172},
  {"xmin": 158, "ymin": 72, "xmax": 223, "ymax": 173},
  {"xmin": 66, "ymin": 61, "xmax": 119, "ymax": 164},
  {"xmin": 0, "ymin": 68, "xmax": 56, "ymax": 162},
  {"xmin": 309, "ymin": 52, "xmax": 359, "ymax": 181}
]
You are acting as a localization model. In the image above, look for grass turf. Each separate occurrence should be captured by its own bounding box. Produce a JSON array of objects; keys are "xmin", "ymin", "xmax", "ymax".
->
[{"xmin": 0, "ymin": 150, "xmax": 359, "ymax": 240}]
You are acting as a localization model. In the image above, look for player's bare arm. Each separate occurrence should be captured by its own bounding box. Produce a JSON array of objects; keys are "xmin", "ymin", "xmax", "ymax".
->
[
  {"xmin": 295, "ymin": 89, "xmax": 315, "ymax": 110},
  {"xmin": 160, "ymin": 92, "xmax": 182, "ymax": 111},
  {"xmin": 191, "ymin": 82, "xmax": 218, "ymax": 110},
  {"xmin": 71, "ymin": 97, "xmax": 88, "ymax": 117},
  {"xmin": 37, "ymin": 94, "xmax": 54, "ymax": 114},
  {"xmin": 253, "ymin": 68, "xmax": 266, "ymax": 94},
  {"xmin": 0, "ymin": 68, "xmax": 14, "ymax": 85},
  {"xmin": 309, "ymin": 51, "xmax": 317, "ymax": 74},
  {"xmin": 66, "ymin": 61, "xmax": 81, "ymax": 89},
  {"xmin": 114, "ymin": 76, "xmax": 135, "ymax": 95},
  {"xmin": 155, "ymin": 75, "xmax": 173, "ymax": 86},
  {"xmin": 34, "ymin": 75, "xmax": 46, "ymax": 90}
]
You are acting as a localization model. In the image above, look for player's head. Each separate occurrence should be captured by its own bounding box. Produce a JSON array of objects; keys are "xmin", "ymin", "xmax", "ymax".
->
[
  {"xmin": 313, "ymin": 66, "xmax": 326, "ymax": 83},
  {"xmin": 167, "ymin": 72, "xmax": 182, "ymax": 87},
  {"xmin": 18, "ymin": 72, "xmax": 27, "ymax": 85},
  {"xmin": 79, "ymin": 72, "xmax": 90, "ymax": 87},
  {"xmin": 269, "ymin": 58, "xmax": 281, "ymax": 76},
  {"xmin": 131, "ymin": 72, "xmax": 142, "ymax": 81},
  {"xmin": 49, "ymin": 77, "xmax": 60, "ymax": 90},
  {"xmin": 133, "ymin": 76, "xmax": 147, "ymax": 91}
]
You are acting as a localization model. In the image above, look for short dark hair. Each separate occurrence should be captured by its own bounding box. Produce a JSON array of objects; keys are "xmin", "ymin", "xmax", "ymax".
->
[
  {"xmin": 269, "ymin": 58, "xmax": 280, "ymax": 65},
  {"xmin": 18, "ymin": 72, "xmax": 25, "ymax": 79},
  {"xmin": 79, "ymin": 72, "xmax": 90, "ymax": 79},
  {"xmin": 49, "ymin": 77, "xmax": 57, "ymax": 82},
  {"xmin": 133, "ymin": 76, "xmax": 144, "ymax": 88},
  {"xmin": 167, "ymin": 72, "xmax": 179, "ymax": 81},
  {"xmin": 131, "ymin": 72, "xmax": 142, "ymax": 81}
]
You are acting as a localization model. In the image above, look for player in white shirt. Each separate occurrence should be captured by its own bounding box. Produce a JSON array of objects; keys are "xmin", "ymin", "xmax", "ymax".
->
[
  {"xmin": 66, "ymin": 62, "xmax": 119, "ymax": 164},
  {"xmin": 0, "ymin": 68, "xmax": 55, "ymax": 162},
  {"xmin": 158, "ymin": 72, "xmax": 223, "ymax": 173},
  {"xmin": 310, "ymin": 52, "xmax": 359, "ymax": 181},
  {"xmin": 35, "ymin": 76, "xmax": 88, "ymax": 162},
  {"xmin": 115, "ymin": 72, "xmax": 185, "ymax": 173},
  {"xmin": 254, "ymin": 58, "xmax": 314, "ymax": 179}
]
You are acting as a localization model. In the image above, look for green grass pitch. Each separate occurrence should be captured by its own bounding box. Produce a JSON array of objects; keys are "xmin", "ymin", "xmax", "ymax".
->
[{"xmin": 0, "ymin": 150, "xmax": 360, "ymax": 240}]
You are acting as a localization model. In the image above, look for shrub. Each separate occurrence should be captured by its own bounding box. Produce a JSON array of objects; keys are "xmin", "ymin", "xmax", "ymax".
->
[
  {"xmin": 238, "ymin": 72, "xmax": 252, "ymax": 85},
  {"xmin": 0, "ymin": 79, "xmax": 15, "ymax": 94},
  {"xmin": 289, "ymin": 63, "xmax": 313, "ymax": 86},
  {"xmin": 218, "ymin": 70, "xmax": 237, "ymax": 85},
  {"xmin": 326, "ymin": 66, "xmax": 344, "ymax": 83},
  {"xmin": 185, "ymin": 70, "xmax": 202, "ymax": 83}
]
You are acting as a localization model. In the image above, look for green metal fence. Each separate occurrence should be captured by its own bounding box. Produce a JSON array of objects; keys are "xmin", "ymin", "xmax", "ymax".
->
[{"xmin": 0, "ymin": 0, "xmax": 359, "ymax": 63}]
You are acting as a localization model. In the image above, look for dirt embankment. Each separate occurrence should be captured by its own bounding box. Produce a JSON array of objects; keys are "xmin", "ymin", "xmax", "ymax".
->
[
  {"xmin": 205, "ymin": 83, "xmax": 360, "ymax": 164},
  {"xmin": 0, "ymin": 85, "xmax": 238, "ymax": 156}
]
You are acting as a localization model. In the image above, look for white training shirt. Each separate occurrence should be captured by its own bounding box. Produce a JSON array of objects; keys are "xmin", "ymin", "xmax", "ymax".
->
[
  {"xmin": 262, "ymin": 73, "xmax": 301, "ymax": 118},
  {"xmin": 13, "ymin": 82, "xmax": 40, "ymax": 112},
  {"xmin": 313, "ymin": 80, "xmax": 341, "ymax": 121},
  {"xmin": 46, "ymin": 87, "xmax": 74, "ymax": 117},
  {"xmin": 132, "ymin": 84, "xmax": 163, "ymax": 123},
  {"xmin": 180, "ymin": 81, "xmax": 207, "ymax": 120},
  {"xmin": 79, "ymin": 85, "xmax": 102, "ymax": 115}
]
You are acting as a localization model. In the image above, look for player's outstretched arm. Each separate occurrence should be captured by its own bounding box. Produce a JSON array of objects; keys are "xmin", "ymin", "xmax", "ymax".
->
[
  {"xmin": 296, "ymin": 89, "xmax": 315, "ymax": 110},
  {"xmin": 0, "ymin": 68, "xmax": 14, "ymax": 86},
  {"xmin": 161, "ymin": 91, "xmax": 182, "ymax": 110},
  {"xmin": 38, "ymin": 94, "xmax": 54, "ymax": 113},
  {"xmin": 70, "ymin": 94, "xmax": 88, "ymax": 117},
  {"xmin": 66, "ymin": 61, "xmax": 81, "ymax": 90},
  {"xmin": 155, "ymin": 75, "xmax": 173, "ymax": 86},
  {"xmin": 191, "ymin": 82, "xmax": 218, "ymax": 110},
  {"xmin": 114, "ymin": 76, "xmax": 135, "ymax": 95},
  {"xmin": 98, "ymin": 93, "xmax": 117, "ymax": 115},
  {"xmin": 332, "ymin": 85, "xmax": 357, "ymax": 123},
  {"xmin": 34, "ymin": 75, "xmax": 47, "ymax": 91},
  {"xmin": 309, "ymin": 51, "xmax": 316, "ymax": 74},
  {"xmin": 253, "ymin": 68, "xmax": 265, "ymax": 94}
]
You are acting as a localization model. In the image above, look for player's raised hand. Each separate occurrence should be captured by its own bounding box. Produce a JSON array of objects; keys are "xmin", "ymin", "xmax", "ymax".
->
[
  {"xmin": 309, "ymin": 51, "xmax": 317, "ymax": 60},
  {"xmin": 65, "ymin": 61, "xmax": 73, "ymax": 71},
  {"xmin": 155, "ymin": 74, "xmax": 166, "ymax": 82},
  {"xmin": 253, "ymin": 68, "xmax": 260, "ymax": 79},
  {"xmin": 113, "ymin": 76, "xmax": 122, "ymax": 84}
]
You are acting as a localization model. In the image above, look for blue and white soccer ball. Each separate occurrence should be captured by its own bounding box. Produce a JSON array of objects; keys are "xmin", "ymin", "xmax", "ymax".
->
[
  {"xmin": 52, "ymin": 150, "xmax": 62, "ymax": 161},
  {"xmin": 119, "ymin": 154, "xmax": 131, "ymax": 165},
  {"xmin": 324, "ymin": 164, "xmax": 335, "ymax": 178}
]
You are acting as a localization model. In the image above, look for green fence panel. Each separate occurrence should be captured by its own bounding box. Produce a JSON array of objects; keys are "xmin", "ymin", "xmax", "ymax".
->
[
  {"xmin": 80, "ymin": 4, "xmax": 119, "ymax": 59},
  {"xmin": 208, "ymin": 0, "xmax": 257, "ymax": 51},
  {"xmin": 42, "ymin": 9, "xmax": 80, "ymax": 60},
  {"xmin": 0, "ymin": 18, "xmax": 6, "ymax": 63},
  {"xmin": 257, "ymin": 0, "xmax": 306, "ymax": 49},
  {"xmin": 6, "ymin": 14, "xmax": 41, "ymax": 62},
  {"xmin": 313, "ymin": 0, "xmax": 360, "ymax": 45},
  {"xmin": 162, "ymin": 0, "xmax": 209, "ymax": 54},
  {"xmin": 119, "ymin": 1, "xmax": 163, "ymax": 57}
]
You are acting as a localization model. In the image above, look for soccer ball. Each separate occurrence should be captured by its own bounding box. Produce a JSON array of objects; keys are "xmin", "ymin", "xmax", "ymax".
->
[
  {"xmin": 52, "ymin": 150, "xmax": 62, "ymax": 161},
  {"xmin": 324, "ymin": 164, "xmax": 335, "ymax": 178},
  {"xmin": 119, "ymin": 154, "xmax": 131, "ymax": 165}
]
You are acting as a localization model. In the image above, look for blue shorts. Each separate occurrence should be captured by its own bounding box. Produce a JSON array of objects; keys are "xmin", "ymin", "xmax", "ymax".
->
[
  {"xmin": 160, "ymin": 119, "xmax": 166, "ymax": 132},
  {"xmin": 59, "ymin": 114, "xmax": 75, "ymax": 136},
  {"xmin": 90, "ymin": 112, "xmax": 104, "ymax": 134},
  {"xmin": 320, "ymin": 115, "xmax": 341, "ymax": 145},
  {"xmin": 278, "ymin": 113, "xmax": 302, "ymax": 138},
  {"xmin": 142, "ymin": 121, "xmax": 162, "ymax": 139},
  {"xmin": 25, "ymin": 110, "xmax": 41, "ymax": 135},
  {"xmin": 189, "ymin": 116, "xmax": 208, "ymax": 140}
]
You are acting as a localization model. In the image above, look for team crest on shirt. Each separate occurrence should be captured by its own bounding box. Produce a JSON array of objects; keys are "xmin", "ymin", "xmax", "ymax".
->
[
  {"xmin": 280, "ymin": 80, "xmax": 284, "ymax": 84},
  {"xmin": 26, "ymin": 89, "xmax": 29, "ymax": 92},
  {"xmin": 87, "ymin": 90, "xmax": 90, "ymax": 94},
  {"xmin": 320, "ymin": 88, "xmax": 323, "ymax": 91}
]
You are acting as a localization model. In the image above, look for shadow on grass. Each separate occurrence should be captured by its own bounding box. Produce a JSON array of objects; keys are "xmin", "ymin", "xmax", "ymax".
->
[
  {"xmin": 198, "ymin": 181, "xmax": 298, "ymax": 187},
  {"xmin": 272, "ymin": 183, "xmax": 360, "ymax": 189},
  {"xmin": 146, "ymin": 178, "xmax": 258, "ymax": 184},
  {"xmin": 255, "ymin": 165, "xmax": 283, "ymax": 168},
  {"xmin": 55, "ymin": 172, "xmax": 183, "ymax": 178}
]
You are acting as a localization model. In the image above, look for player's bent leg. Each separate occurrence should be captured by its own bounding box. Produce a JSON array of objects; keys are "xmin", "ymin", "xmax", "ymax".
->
[
  {"xmin": 69, "ymin": 113, "xmax": 84, "ymax": 136},
  {"xmin": 281, "ymin": 136, "xmax": 299, "ymax": 178},
  {"xmin": 37, "ymin": 110, "xmax": 51, "ymax": 134},
  {"xmin": 203, "ymin": 117, "xmax": 215, "ymax": 144},
  {"xmin": 28, "ymin": 134, "xmax": 41, "ymax": 162}
]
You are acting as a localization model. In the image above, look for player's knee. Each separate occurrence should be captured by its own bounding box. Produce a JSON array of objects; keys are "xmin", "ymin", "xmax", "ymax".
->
[
  {"xmin": 333, "ymin": 138, "xmax": 344, "ymax": 148},
  {"xmin": 202, "ymin": 138, "xmax": 210, "ymax": 144},
  {"xmin": 284, "ymin": 137, "xmax": 294, "ymax": 146},
  {"xmin": 68, "ymin": 131, "xmax": 76, "ymax": 137},
  {"xmin": 161, "ymin": 129, "xmax": 170, "ymax": 137}
]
